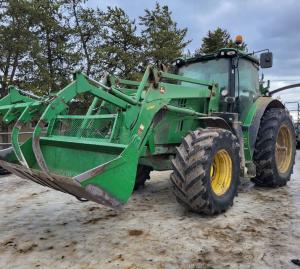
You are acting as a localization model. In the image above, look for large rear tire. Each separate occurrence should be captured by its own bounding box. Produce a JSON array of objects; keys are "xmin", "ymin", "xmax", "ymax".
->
[
  {"xmin": 252, "ymin": 108, "xmax": 296, "ymax": 187},
  {"xmin": 170, "ymin": 128, "xmax": 240, "ymax": 215}
]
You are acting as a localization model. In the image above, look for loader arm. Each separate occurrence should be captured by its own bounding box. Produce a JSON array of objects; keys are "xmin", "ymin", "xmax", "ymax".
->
[{"xmin": 0, "ymin": 68, "xmax": 214, "ymax": 209}]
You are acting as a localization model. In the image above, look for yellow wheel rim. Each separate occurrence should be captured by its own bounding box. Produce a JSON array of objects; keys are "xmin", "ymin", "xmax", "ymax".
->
[
  {"xmin": 210, "ymin": 149, "xmax": 232, "ymax": 196},
  {"xmin": 275, "ymin": 124, "xmax": 292, "ymax": 174}
]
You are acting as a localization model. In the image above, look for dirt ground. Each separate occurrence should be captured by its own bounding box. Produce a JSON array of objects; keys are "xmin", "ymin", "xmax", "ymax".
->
[{"xmin": 0, "ymin": 153, "xmax": 299, "ymax": 269}]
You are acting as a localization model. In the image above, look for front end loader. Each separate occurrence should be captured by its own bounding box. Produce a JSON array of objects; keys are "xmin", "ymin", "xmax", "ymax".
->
[{"xmin": 0, "ymin": 45, "xmax": 296, "ymax": 215}]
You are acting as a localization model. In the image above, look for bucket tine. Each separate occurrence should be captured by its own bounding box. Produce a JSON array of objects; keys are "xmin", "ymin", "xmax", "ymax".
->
[{"xmin": 11, "ymin": 106, "xmax": 33, "ymax": 168}]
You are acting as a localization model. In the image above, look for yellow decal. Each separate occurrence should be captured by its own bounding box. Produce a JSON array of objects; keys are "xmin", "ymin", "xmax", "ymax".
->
[{"xmin": 138, "ymin": 124, "xmax": 145, "ymax": 136}]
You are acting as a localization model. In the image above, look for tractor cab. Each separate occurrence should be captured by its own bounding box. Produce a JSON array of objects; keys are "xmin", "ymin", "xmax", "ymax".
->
[{"xmin": 175, "ymin": 43, "xmax": 273, "ymax": 120}]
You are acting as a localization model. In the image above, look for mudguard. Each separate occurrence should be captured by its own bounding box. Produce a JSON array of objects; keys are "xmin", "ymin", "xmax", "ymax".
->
[{"xmin": 243, "ymin": 97, "xmax": 285, "ymax": 161}]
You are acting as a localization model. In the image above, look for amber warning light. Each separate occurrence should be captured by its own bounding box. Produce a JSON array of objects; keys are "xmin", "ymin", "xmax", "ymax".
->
[{"xmin": 235, "ymin": 35, "xmax": 243, "ymax": 45}]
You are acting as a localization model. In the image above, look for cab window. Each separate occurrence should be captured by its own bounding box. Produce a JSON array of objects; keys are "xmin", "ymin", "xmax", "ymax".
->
[
  {"xmin": 178, "ymin": 58, "xmax": 229, "ymax": 90},
  {"xmin": 236, "ymin": 59, "xmax": 259, "ymax": 118}
]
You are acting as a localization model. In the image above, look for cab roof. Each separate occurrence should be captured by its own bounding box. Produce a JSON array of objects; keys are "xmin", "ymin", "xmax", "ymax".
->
[{"xmin": 175, "ymin": 48, "xmax": 259, "ymax": 67}]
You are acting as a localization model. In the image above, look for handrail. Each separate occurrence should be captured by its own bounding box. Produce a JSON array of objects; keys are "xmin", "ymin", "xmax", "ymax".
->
[
  {"xmin": 159, "ymin": 71, "xmax": 213, "ymax": 87},
  {"xmin": 57, "ymin": 114, "xmax": 117, "ymax": 119}
]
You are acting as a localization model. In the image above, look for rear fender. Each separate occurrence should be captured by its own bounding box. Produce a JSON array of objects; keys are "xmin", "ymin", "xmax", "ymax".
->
[{"xmin": 243, "ymin": 97, "xmax": 285, "ymax": 161}]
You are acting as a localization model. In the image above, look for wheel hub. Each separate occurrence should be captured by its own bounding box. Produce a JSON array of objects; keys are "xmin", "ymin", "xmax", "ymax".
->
[
  {"xmin": 210, "ymin": 149, "xmax": 232, "ymax": 196},
  {"xmin": 275, "ymin": 124, "xmax": 292, "ymax": 174}
]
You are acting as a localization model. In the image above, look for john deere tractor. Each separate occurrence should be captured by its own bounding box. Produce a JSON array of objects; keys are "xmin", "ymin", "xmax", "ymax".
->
[{"xmin": 0, "ymin": 40, "xmax": 296, "ymax": 215}]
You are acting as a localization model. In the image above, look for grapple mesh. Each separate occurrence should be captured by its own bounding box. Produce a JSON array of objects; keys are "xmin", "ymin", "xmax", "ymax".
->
[{"xmin": 51, "ymin": 116, "xmax": 115, "ymax": 139}]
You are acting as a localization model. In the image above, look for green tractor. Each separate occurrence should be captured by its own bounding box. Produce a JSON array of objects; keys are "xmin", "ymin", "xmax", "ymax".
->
[{"xmin": 0, "ymin": 41, "xmax": 296, "ymax": 215}]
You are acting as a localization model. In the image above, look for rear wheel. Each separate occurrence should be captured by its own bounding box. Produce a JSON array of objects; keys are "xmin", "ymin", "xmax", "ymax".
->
[
  {"xmin": 252, "ymin": 108, "xmax": 296, "ymax": 187},
  {"xmin": 170, "ymin": 128, "xmax": 240, "ymax": 215}
]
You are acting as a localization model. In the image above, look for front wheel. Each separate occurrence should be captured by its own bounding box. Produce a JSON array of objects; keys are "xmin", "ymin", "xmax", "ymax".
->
[
  {"xmin": 252, "ymin": 108, "xmax": 296, "ymax": 187},
  {"xmin": 170, "ymin": 128, "xmax": 240, "ymax": 215}
]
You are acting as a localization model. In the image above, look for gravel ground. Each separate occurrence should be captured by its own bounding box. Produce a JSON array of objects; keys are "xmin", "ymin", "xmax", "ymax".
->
[{"xmin": 0, "ymin": 153, "xmax": 299, "ymax": 269}]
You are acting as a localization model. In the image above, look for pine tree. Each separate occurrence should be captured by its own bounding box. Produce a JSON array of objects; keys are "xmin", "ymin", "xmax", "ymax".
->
[
  {"xmin": 27, "ymin": 0, "xmax": 76, "ymax": 95},
  {"xmin": 139, "ymin": 2, "xmax": 190, "ymax": 66},
  {"xmin": 101, "ymin": 7, "xmax": 143, "ymax": 79},
  {"xmin": 0, "ymin": 0, "xmax": 32, "ymax": 96},
  {"xmin": 196, "ymin": 27, "xmax": 247, "ymax": 55},
  {"xmin": 0, "ymin": 1, "xmax": 193, "ymax": 93},
  {"xmin": 0, "ymin": 0, "xmax": 33, "ymax": 145},
  {"xmin": 66, "ymin": 0, "xmax": 105, "ymax": 77}
]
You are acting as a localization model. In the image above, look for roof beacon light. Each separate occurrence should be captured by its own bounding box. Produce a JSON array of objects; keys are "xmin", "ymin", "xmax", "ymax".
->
[{"xmin": 235, "ymin": 35, "xmax": 243, "ymax": 45}]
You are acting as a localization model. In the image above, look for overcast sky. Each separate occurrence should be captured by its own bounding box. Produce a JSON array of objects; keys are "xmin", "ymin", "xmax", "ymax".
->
[{"xmin": 88, "ymin": 0, "xmax": 300, "ymax": 102}]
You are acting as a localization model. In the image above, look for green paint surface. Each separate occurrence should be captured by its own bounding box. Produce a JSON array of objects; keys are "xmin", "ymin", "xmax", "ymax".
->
[{"xmin": 0, "ymin": 57, "xmax": 281, "ymax": 205}]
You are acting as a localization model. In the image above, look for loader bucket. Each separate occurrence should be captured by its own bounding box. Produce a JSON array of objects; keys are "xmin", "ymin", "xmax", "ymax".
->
[
  {"xmin": 0, "ymin": 137, "xmax": 139, "ymax": 209},
  {"xmin": 0, "ymin": 71, "xmax": 156, "ymax": 209}
]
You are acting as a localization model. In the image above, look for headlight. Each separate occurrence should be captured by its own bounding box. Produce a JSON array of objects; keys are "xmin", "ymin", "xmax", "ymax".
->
[{"xmin": 221, "ymin": 89, "xmax": 229, "ymax": 97}]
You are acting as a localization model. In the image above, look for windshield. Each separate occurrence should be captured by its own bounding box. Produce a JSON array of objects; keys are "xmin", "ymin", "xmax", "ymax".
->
[{"xmin": 178, "ymin": 58, "xmax": 229, "ymax": 89}]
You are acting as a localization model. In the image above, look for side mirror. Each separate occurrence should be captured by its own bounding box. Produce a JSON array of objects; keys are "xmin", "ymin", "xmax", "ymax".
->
[{"xmin": 260, "ymin": 52, "xmax": 273, "ymax": 68}]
